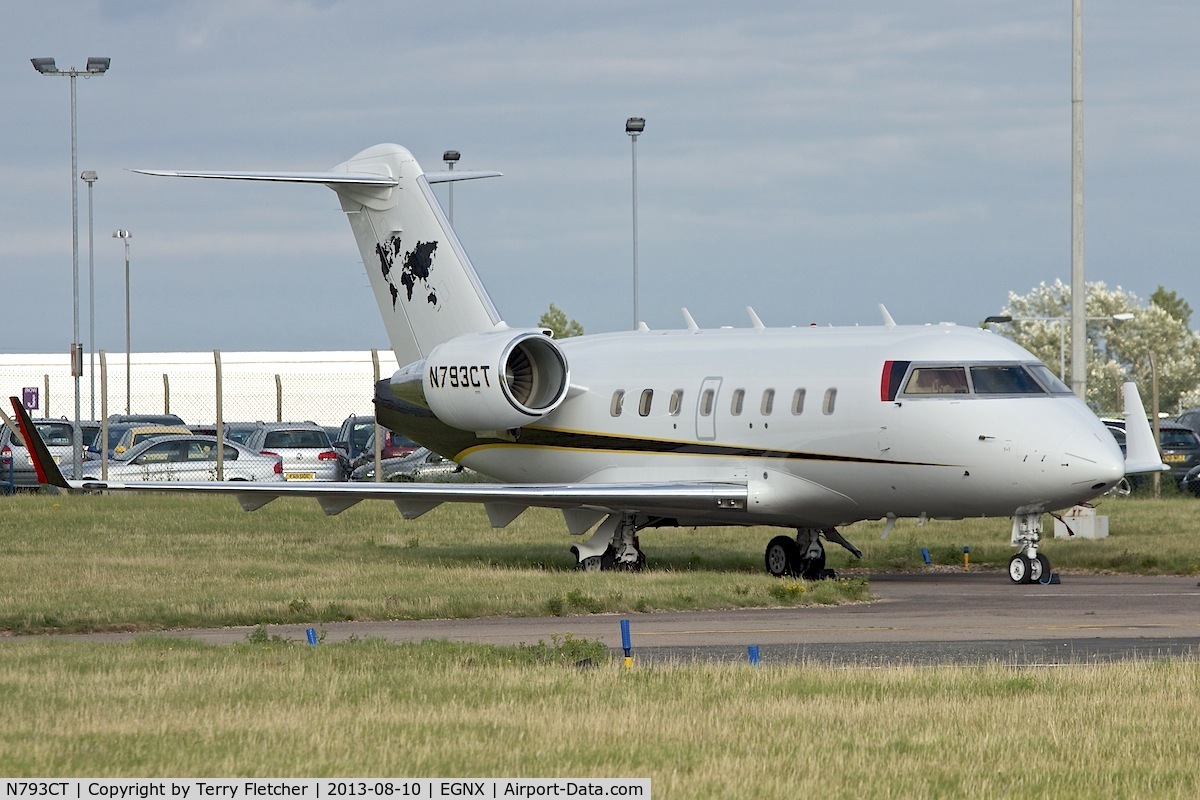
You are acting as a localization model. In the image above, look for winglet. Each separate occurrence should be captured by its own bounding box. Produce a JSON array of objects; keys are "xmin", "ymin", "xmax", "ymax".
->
[
  {"xmin": 8, "ymin": 397, "xmax": 70, "ymax": 488},
  {"xmin": 1121, "ymin": 383, "xmax": 1170, "ymax": 475}
]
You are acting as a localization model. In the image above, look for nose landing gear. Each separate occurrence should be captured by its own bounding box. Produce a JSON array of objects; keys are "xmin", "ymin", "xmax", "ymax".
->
[{"xmin": 1009, "ymin": 512, "xmax": 1052, "ymax": 584}]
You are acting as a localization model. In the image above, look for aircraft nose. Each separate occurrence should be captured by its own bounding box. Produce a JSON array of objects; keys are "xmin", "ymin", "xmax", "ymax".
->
[{"xmin": 1060, "ymin": 426, "xmax": 1126, "ymax": 493}]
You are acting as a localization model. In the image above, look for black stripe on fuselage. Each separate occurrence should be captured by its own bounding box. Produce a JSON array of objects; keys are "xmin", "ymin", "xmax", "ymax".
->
[{"xmin": 458, "ymin": 425, "xmax": 950, "ymax": 467}]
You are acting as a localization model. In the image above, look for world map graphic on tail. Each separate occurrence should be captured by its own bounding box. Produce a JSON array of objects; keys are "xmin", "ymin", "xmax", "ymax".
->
[{"xmin": 375, "ymin": 235, "xmax": 439, "ymax": 308}]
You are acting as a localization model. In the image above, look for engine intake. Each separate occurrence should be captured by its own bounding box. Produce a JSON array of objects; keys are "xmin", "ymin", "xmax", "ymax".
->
[{"xmin": 419, "ymin": 330, "xmax": 569, "ymax": 432}]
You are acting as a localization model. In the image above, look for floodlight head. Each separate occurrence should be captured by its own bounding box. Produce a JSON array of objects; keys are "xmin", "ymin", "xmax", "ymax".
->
[
  {"xmin": 80, "ymin": 170, "xmax": 97, "ymax": 183},
  {"xmin": 112, "ymin": 229, "xmax": 130, "ymax": 239},
  {"xmin": 1112, "ymin": 313, "xmax": 1134, "ymax": 322},
  {"xmin": 31, "ymin": 57, "xmax": 57, "ymax": 74},
  {"xmin": 626, "ymin": 117, "xmax": 646, "ymax": 135},
  {"xmin": 443, "ymin": 150, "xmax": 461, "ymax": 163},
  {"xmin": 86, "ymin": 57, "xmax": 110, "ymax": 74}
]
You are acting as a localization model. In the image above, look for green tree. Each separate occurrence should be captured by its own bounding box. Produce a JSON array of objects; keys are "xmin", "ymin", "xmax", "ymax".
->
[
  {"xmin": 1150, "ymin": 286, "xmax": 1192, "ymax": 327},
  {"xmin": 985, "ymin": 279, "xmax": 1200, "ymax": 414},
  {"xmin": 538, "ymin": 303, "xmax": 584, "ymax": 339}
]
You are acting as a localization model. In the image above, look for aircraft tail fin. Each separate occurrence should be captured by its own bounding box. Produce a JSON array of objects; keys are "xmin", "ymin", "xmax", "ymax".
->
[{"xmin": 134, "ymin": 144, "xmax": 503, "ymax": 365}]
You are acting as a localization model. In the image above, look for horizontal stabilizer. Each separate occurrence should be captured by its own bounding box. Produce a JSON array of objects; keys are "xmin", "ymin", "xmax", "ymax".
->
[
  {"xmin": 131, "ymin": 168, "xmax": 398, "ymax": 186},
  {"xmin": 424, "ymin": 170, "xmax": 503, "ymax": 184}
]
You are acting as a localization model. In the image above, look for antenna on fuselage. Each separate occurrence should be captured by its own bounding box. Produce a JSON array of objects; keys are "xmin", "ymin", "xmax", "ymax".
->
[
  {"xmin": 879, "ymin": 304, "xmax": 897, "ymax": 328},
  {"xmin": 681, "ymin": 308, "xmax": 700, "ymax": 333},
  {"xmin": 746, "ymin": 307, "xmax": 765, "ymax": 330}
]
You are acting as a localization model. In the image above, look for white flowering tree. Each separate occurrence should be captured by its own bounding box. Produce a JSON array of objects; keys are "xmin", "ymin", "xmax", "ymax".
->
[{"xmin": 984, "ymin": 280, "xmax": 1200, "ymax": 415}]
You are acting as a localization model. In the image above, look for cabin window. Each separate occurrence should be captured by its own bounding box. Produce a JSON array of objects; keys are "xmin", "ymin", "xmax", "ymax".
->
[
  {"xmin": 791, "ymin": 388, "xmax": 806, "ymax": 415},
  {"xmin": 731, "ymin": 389, "xmax": 745, "ymax": 416},
  {"xmin": 638, "ymin": 389, "xmax": 654, "ymax": 417},
  {"xmin": 668, "ymin": 390, "xmax": 684, "ymax": 416},
  {"xmin": 610, "ymin": 390, "xmax": 625, "ymax": 417},
  {"xmin": 699, "ymin": 388, "xmax": 715, "ymax": 417},
  {"xmin": 823, "ymin": 387, "xmax": 838, "ymax": 415},
  {"xmin": 761, "ymin": 389, "xmax": 775, "ymax": 416},
  {"xmin": 904, "ymin": 367, "xmax": 969, "ymax": 395},
  {"xmin": 970, "ymin": 365, "xmax": 1045, "ymax": 395}
]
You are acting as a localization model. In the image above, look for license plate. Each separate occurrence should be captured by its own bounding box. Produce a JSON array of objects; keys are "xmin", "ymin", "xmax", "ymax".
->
[
  {"xmin": 285, "ymin": 472, "xmax": 316, "ymax": 480},
  {"xmin": 1164, "ymin": 454, "xmax": 1187, "ymax": 463}
]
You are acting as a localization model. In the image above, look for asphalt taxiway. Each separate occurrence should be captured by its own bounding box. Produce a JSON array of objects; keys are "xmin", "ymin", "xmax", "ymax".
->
[{"xmin": 50, "ymin": 571, "xmax": 1200, "ymax": 665}]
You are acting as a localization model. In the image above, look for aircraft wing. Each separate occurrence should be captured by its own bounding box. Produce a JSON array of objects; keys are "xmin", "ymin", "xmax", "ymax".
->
[{"xmin": 9, "ymin": 398, "xmax": 746, "ymax": 523}]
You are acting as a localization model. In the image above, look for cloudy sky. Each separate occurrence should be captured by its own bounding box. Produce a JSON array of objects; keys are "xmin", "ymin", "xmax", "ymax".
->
[{"xmin": 3, "ymin": 1, "xmax": 1199, "ymax": 355}]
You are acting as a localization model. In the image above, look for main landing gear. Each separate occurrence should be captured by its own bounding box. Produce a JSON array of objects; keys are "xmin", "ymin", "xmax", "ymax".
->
[
  {"xmin": 765, "ymin": 527, "xmax": 862, "ymax": 580},
  {"xmin": 1008, "ymin": 511, "xmax": 1052, "ymax": 584},
  {"xmin": 571, "ymin": 513, "xmax": 647, "ymax": 572}
]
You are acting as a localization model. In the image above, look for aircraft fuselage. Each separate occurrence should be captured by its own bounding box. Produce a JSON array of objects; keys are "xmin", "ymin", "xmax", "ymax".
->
[{"xmin": 380, "ymin": 322, "xmax": 1125, "ymax": 530}]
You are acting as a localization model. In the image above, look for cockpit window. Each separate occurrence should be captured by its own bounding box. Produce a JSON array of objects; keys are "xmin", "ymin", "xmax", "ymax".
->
[
  {"xmin": 898, "ymin": 362, "xmax": 1067, "ymax": 399},
  {"xmin": 904, "ymin": 367, "xmax": 969, "ymax": 395},
  {"xmin": 970, "ymin": 365, "xmax": 1045, "ymax": 395},
  {"xmin": 1027, "ymin": 364, "xmax": 1074, "ymax": 394}
]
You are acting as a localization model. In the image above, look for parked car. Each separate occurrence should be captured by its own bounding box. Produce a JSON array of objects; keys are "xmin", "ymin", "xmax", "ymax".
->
[
  {"xmin": 0, "ymin": 417, "xmax": 95, "ymax": 489},
  {"xmin": 70, "ymin": 435, "xmax": 284, "ymax": 482},
  {"xmin": 1183, "ymin": 463, "xmax": 1200, "ymax": 497},
  {"xmin": 332, "ymin": 414, "xmax": 377, "ymax": 474},
  {"xmin": 350, "ymin": 447, "xmax": 481, "ymax": 483},
  {"xmin": 88, "ymin": 423, "xmax": 191, "ymax": 459},
  {"xmin": 224, "ymin": 422, "xmax": 261, "ymax": 445},
  {"xmin": 242, "ymin": 422, "xmax": 343, "ymax": 481},
  {"xmin": 1177, "ymin": 408, "xmax": 1200, "ymax": 438},
  {"xmin": 106, "ymin": 412, "xmax": 187, "ymax": 426}
]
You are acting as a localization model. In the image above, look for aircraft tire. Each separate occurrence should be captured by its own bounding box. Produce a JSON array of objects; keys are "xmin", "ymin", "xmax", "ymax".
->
[
  {"xmin": 1033, "ymin": 554, "xmax": 1052, "ymax": 584},
  {"xmin": 1008, "ymin": 554, "xmax": 1032, "ymax": 584},
  {"xmin": 765, "ymin": 536, "xmax": 800, "ymax": 577},
  {"xmin": 798, "ymin": 549, "xmax": 827, "ymax": 581}
]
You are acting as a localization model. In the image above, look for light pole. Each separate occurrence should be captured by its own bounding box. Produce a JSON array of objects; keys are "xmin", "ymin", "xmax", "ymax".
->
[
  {"xmin": 112, "ymin": 229, "xmax": 132, "ymax": 414},
  {"xmin": 626, "ymin": 117, "xmax": 645, "ymax": 330},
  {"xmin": 985, "ymin": 313, "xmax": 1133, "ymax": 383},
  {"xmin": 81, "ymin": 170, "xmax": 98, "ymax": 419},
  {"xmin": 443, "ymin": 150, "xmax": 460, "ymax": 225},
  {"xmin": 31, "ymin": 56, "xmax": 110, "ymax": 473}
]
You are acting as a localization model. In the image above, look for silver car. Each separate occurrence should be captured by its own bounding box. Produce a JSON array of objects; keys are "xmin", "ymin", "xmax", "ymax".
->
[
  {"xmin": 71, "ymin": 435, "xmax": 283, "ymax": 482},
  {"xmin": 242, "ymin": 422, "xmax": 343, "ymax": 481},
  {"xmin": 350, "ymin": 447, "xmax": 480, "ymax": 483},
  {"xmin": 1, "ymin": 418, "xmax": 92, "ymax": 489}
]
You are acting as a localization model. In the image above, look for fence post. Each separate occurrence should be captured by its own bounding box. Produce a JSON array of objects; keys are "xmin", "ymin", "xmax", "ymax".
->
[
  {"xmin": 43, "ymin": 374, "xmax": 50, "ymax": 417},
  {"xmin": 99, "ymin": 351, "xmax": 109, "ymax": 480},
  {"xmin": 275, "ymin": 374, "xmax": 283, "ymax": 423},
  {"xmin": 163, "ymin": 374, "xmax": 170, "ymax": 415},
  {"xmin": 214, "ymin": 350, "xmax": 223, "ymax": 481},
  {"xmin": 371, "ymin": 349, "xmax": 382, "ymax": 482}
]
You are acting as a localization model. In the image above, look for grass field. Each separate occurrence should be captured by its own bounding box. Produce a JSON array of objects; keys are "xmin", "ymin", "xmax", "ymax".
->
[
  {"xmin": 1, "ymin": 636, "xmax": 1199, "ymax": 797},
  {"xmin": 0, "ymin": 490, "xmax": 1197, "ymax": 633},
  {"xmin": 2, "ymin": 490, "xmax": 1199, "ymax": 794}
]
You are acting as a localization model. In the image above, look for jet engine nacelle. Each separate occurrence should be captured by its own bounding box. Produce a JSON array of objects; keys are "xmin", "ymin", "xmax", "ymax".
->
[{"xmin": 421, "ymin": 330, "xmax": 569, "ymax": 432}]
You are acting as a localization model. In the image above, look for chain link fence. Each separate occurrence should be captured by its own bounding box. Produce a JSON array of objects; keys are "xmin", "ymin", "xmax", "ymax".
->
[{"xmin": 0, "ymin": 350, "xmax": 399, "ymax": 429}]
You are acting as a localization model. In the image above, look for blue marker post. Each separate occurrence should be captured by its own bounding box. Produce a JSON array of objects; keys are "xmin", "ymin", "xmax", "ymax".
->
[
  {"xmin": 305, "ymin": 628, "xmax": 317, "ymax": 647},
  {"xmin": 747, "ymin": 645, "xmax": 760, "ymax": 666},
  {"xmin": 963, "ymin": 545, "xmax": 970, "ymax": 571},
  {"xmin": 921, "ymin": 547, "xmax": 932, "ymax": 565},
  {"xmin": 620, "ymin": 619, "xmax": 633, "ymax": 669}
]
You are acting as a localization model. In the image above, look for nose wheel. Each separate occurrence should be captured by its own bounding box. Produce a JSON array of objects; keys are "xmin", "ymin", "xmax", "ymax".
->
[{"xmin": 1009, "ymin": 512, "xmax": 1053, "ymax": 584}]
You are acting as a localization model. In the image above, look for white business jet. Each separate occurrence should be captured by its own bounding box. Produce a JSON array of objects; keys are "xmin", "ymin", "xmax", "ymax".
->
[{"xmin": 12, "ymin": 143, "xmax": 1168, "ymax": 584}]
